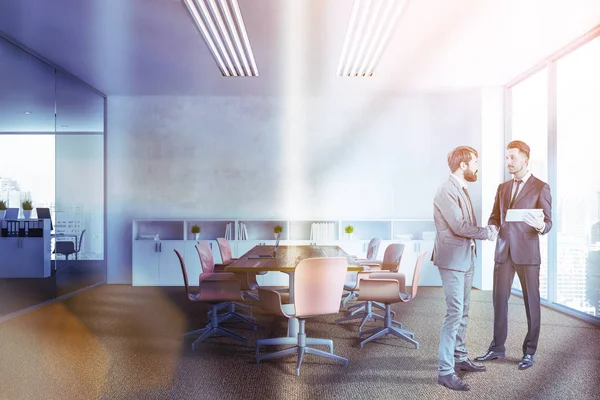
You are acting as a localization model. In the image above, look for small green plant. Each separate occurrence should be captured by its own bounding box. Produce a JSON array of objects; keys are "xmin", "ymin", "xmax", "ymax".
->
[
  {"xmin": 21, "ymin": 199, "xmax": 33, "ymax": 211},
  {"xmin": 344, "ymin": 225, "xmax": 354, "ymax": 234},
  {"xmin": 273, "ymin": 225, "xmax": 283, "ymax": 234},
  {"xmin": 191, "ymin": 224, "xmax": 201, "ymax": 234},
  {"xmin": 0, "ymin": 200, "xmax": 6, "ymax": 210}
]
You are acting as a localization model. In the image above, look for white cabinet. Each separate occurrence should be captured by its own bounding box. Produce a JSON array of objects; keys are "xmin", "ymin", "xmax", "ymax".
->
[
  {"xmin": 132, "ymin": 241, "xmax": 159, "ymax": 285},
  {"xmin": 0, "ymin": 238, "xmax": 49, "ymax": 277},
  {"xmin": 0, "ymin": 219, "xmax": 51, "ymax": 278},
  {"xmin": 336, "ymin": 240, "xmax": 369, "ymax": 259},
  {"xmin": 132, "ymin": 240, "xmax": 186, "ymax": 286},
  {"xmin": 158, "ymin": 241, "xmax": 185, "ymax": 286}
]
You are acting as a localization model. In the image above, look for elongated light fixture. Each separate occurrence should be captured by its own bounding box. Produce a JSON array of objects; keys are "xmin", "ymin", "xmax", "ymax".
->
[
  {"xmin": 183, "ymin": 0, "xmax": 259, "ymax": 76},
  {"xmin": 336, "ymin": 0, "xmax": 410, "ymax": 77}
]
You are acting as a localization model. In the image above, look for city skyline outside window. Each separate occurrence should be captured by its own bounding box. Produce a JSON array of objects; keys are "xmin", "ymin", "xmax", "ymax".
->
[
  {"xmin": 556, "ymin": 35, "xmax": 600, "ymax": 316},
  {"xmin": 0, "ymin": 135, "xmax": 55, "ymax": 216},
  {"xmin": 0, "ymin": 134, "xmax": 104, "ymax": 260},
  {"xmin": 510, "ymin": 68, "xmax": 549, "ymax": 300}
]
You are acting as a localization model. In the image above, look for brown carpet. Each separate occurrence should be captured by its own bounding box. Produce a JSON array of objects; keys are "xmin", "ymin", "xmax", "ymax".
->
[{"xmin": 0, "ymin": 285, "xmax": 598, "ymax": 400}]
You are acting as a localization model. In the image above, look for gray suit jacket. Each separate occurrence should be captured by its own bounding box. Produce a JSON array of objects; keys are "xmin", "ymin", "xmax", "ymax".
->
[
  {"xmin": 488, "ymin": 175, "xmax": 552, "ymax": 265},
  {"xmin": 432, "ymin": 177, "xmax": 489, "ymax": 272}
]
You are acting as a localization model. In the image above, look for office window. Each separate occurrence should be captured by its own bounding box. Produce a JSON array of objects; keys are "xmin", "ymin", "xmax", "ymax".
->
[
  {"xmin": 0, "ymin": 135, "xmax": 55, "ymax": 216},
  {"xmin": 509, "ymin": 68, "xmax": 549, "ymax": 299},
  {"xmin": 556, "ymin": 36, "xmax": 600, "ymax": 316},
  {"xmin": 55, "ymin": 134, "xmax": 104, "ymax": 260}
]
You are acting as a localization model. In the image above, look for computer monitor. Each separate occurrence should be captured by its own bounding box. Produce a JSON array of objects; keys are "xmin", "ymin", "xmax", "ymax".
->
[
  {"xmin": 35, "ymin": 207, "xmax": 53, "ymax": 230},
  {"xmin": 4, "ymin": 208, "xmax": 18, "ymax": 220}
]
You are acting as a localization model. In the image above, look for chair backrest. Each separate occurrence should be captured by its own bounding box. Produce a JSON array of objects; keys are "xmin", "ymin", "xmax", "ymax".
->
[
  {"xmin": 365, "ymin": 238, "xmax": 381, "ymax": 260},
  {"xmin": 35, "ymin": 207, "xmax": 53, "ymax": 230},
  {"xmin": 216, "ymin": 237, "xmax": 233, "ymax": 264},
  {"xmin": 381, "ymin": 243, "xmax": 405, "ymax": 272},
  {"xmin": 77, "ymin": 229, "xmax": 86, "ymax": 252},
  {"xmin": 174, "ymin": 249, "xmax": 192, "ymax": 299},
  {"xmin": 409, "ymin": 251, "xmax": 428, "ymax": 299},
  {"xmin": 195, "ymin": 241, "xmax": 215, "ymax": 274},
  {"xmin": 294, "ymin": 257, "xmax": 348, "ymax": 317}
]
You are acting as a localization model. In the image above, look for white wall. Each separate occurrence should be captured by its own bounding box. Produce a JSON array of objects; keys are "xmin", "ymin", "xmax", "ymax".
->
[{"xmin": 106, "ymin": 90, "xmax": 484, "ymax": 283}]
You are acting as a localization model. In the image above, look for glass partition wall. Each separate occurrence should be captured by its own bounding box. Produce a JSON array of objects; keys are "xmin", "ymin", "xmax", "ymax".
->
[
  {"xmin": 0, "ymin": 35, "xmax": 105, "ymax": 318},
  {"xmin": 507, "ymin": 28, "xmax": 600, "ymax": 322}
]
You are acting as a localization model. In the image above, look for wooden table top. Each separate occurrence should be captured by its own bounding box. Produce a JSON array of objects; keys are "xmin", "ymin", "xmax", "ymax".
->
[{"xmin": 225, "ymin": 245, "xmax": 364, "ymax": 273}]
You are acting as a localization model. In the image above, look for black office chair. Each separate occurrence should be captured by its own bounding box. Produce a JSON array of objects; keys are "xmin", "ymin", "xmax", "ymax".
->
[{"xmin": 55, "ymin": 229, "xmax": 86, "ymax": 271}]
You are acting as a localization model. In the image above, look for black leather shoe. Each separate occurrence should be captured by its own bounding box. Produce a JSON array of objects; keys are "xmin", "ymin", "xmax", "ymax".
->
[
  {"xmin": 438, "ymin": 373, "xmax": 470, "ymax": 391},
  {"xmin": 455, "ymin": 358, "xmax": 487, "ymax": 372},
  {"xmin": 474, "ymin": 350, "xmax": 506, "ymax": 362},
  {"xmin": 518, "ymin": 354, "xmax": 535, "ymax": 370}
]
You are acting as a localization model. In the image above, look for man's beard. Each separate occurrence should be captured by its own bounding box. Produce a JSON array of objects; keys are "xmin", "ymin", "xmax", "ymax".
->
[{"xmin": 464, "ymin": 169, "xmax": 478, "ymax": 182}]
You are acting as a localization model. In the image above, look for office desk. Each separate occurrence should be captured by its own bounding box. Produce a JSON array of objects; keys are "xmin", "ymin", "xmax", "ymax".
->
[{"xmin": 227, "ymin": 245, "xmax": 363, "ymax": 336}]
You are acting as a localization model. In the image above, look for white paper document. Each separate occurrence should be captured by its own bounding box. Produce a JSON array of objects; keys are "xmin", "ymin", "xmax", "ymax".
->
[{"xmin": 506, "ymin": 208, "xmax": 543, "ymax": 222}]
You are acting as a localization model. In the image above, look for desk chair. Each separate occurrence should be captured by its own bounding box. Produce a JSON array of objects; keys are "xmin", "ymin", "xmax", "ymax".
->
[
  {"xmin": 55, "ymin": 229, "xmax": 86, "ymax": 271},
  {"xmin": 174, "ymin": 249, "xmax": 250, "ymax": 349},
  {"xmin": 256, "ymin": 257, "xmax": 349, "ymax": 376},
  {"xmin": 357, "ymin": 251, "xmax": 427, "ymax": 349},
  {"xmin": 336, "ymin": 243, "xmax": 405, "ymax": 331},
  {"xmin": 217, "ymin": 237, "xmax": 260, "ymax": 301},
  {"xmin": 341, "ymin": 238, "xmax": 382, "ymax": 308},
  {"xmin": 196, "ymin": 241, "xmax": 255, "ymax": 325}
]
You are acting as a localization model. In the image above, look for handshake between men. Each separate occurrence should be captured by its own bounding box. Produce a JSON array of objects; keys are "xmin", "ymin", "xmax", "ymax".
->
[{"xmin": 484, "ymin": 225, "xmax": 498, "ymax": 240}]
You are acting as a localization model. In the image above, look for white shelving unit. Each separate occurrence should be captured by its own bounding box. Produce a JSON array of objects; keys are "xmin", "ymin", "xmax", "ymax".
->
[
  {"xmin": 0, "ymin": 219, "xmax": 51, "ymax": 278},
  {"xmin": 131, "ymin": 218, "xmax": 439, "ymax": 287}
]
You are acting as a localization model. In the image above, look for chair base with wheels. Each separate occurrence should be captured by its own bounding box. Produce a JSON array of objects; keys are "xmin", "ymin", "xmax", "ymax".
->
[
  {"xmin": 359, "ymin": 303, "xmax": 418, "ymax": 349},
  {"xmin": 256, "ymin": 319, "xmax": 348, "ymax": 376},
  {"xmin": 189, "ymin": 302, "xmax": 251, "ymax": 350}
]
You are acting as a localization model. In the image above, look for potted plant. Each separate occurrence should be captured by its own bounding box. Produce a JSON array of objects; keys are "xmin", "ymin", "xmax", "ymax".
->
[
  {"xmin": 21, "ymin": 199, "xmax": 33, "ymax": 220},
  {"xmin": 191, "ymin": 224, "xmax": 201, "ymax": 241},
  {"xmin": 0, "ymin": 200, "xmax": 6, "ymax": 220},
  {"xmin": 344, "ymin": 225, "xmax": 354, "ymax": 240},
  {"xmin": 273, "ymin": 224, "xmax": 283, "ymax": 240}
]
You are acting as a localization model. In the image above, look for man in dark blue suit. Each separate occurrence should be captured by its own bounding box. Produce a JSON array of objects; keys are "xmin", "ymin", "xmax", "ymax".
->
[{"xmin": 476, "ymin": 140, "xmax": 553, "ymax": 370}]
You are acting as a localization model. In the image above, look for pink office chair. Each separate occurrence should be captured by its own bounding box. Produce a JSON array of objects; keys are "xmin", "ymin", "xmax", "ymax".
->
[
  {"xmin": 357, "ymin": 251, "xmax": 427, "ymax": 349},
  {"xmin": 256, "ymin": 257, "xmax": 349, "ymax": 376},
  {"xmin": 337, "ymin": 243, "xmax": 405, "ymax": 331},
  {"xmin": 340, "ymin": 238, "xmax": 382, "ymax": 308},
  {"xmin": 217, "ymin": 237, "xmax": 261, "ymax": 301},
  {"xmin": 196, "ymin": 241, "xmax": 255, "ymax": 325},
  {"xmin": 174, "ymin": 249, "xmax": 250, "ymax": 349}
]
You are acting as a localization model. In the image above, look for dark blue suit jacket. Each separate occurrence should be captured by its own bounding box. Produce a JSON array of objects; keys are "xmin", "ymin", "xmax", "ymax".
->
[{"xmin": 488, "ymin": 175, "xmax": 552, "ymax": 265}]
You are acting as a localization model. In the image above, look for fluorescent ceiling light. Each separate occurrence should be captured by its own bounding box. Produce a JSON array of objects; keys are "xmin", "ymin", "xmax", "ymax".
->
[
  {"xmin": 336, "ymin": 0, "xmax": 410, "ymax": 77},
  {"xmin": 183, "ymin": 0, "xmax": 259, "ymax": 76}
]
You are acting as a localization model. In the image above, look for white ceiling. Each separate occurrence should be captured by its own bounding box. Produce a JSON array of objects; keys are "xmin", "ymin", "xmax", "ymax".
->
[{"xmin": 0, "ymin": 0, "xmax": 599, "ymax": 96}]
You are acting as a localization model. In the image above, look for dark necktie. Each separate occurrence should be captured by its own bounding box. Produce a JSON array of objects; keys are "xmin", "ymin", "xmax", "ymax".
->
[
  {"xmin": 509, "ymin": 180, "xmax": 523, "ymax": 209},
  {"xmin": 462, "ymin": 187, "xmax": 475, "ymax": 225}
]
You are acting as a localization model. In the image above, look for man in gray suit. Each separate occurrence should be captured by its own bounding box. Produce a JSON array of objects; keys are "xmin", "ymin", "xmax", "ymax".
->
[
  {"xmin": 475, "ymin": 140, "xmax": 552, "ymax": 370},
  {"xmin": 433, "ymin": 146, "xmax": 496, "ymax": 391}
]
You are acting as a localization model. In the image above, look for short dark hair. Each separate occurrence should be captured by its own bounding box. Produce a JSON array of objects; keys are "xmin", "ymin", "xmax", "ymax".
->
[
  {"xmin": 507, "ymin": 140, "xmax": 530, "ymax": 159},
  {"xmin": 447, "ymin": 146, "xmax": 478, "ymax": 173}
]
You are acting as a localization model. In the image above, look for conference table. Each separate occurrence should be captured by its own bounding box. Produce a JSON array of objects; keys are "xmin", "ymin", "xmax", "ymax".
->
[{"xmin": 225, "ymin": 244, "xmax": 364, "ymax": 337}]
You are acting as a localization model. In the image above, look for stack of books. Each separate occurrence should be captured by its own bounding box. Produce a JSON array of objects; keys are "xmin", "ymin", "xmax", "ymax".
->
[
  {"xmin": 224, "ymin": 223, "xmax": 234, "ymax": 240},
  {"xmin": 310, "ymin": 222, "xmax": 336, "ymax": 241},
  {"xmin": 236, "ymin": 222, "xmax": 249, "ymax": 240}
]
